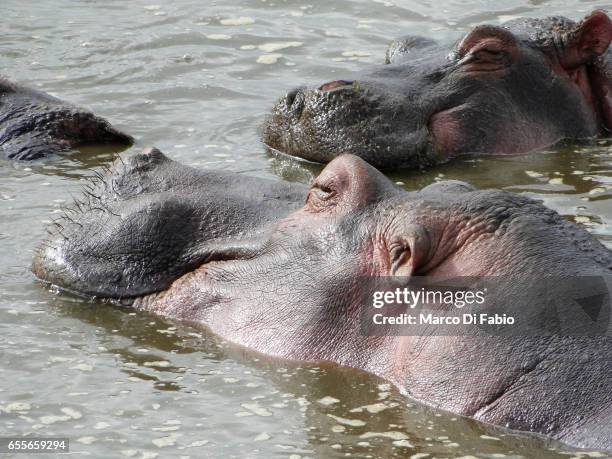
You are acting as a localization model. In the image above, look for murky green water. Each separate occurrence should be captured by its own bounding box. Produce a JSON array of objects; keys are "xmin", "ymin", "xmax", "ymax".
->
[{"xmin": 1, "ymin": 0, "xmax": 612, "ymax": 458}]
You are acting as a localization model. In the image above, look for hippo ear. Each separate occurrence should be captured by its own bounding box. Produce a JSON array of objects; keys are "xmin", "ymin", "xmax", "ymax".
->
[
  {"xmin": 560, "ymin": 11, "xmax": 612, "ymax": 132},
  {"xmin": 390, "ymin": 225, "xmax": 431, "ymax": 277},
  {"xmin": 559, "ymin": 11, "xmax": 612, "ymax": 68},
  {"xmin": 590, "ymin": 63, "xmax": 612, "ymax": 132}
]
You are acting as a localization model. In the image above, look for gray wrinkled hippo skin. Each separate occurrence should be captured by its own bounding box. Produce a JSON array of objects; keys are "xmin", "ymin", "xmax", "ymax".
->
[
  {"xmin": 263, "ymin": 11, "xmax": 612, "ymax": 169},
  {"xmin": 0, "ymin": 76, "xmax": 133, "ymax": 160},
  {"xmin": 33, "ymin": 147, "xmax": 305, "ymax": 298},
  {"xmin": 33, "ymin": 148, "xmax": 612, "ymax": 450}
]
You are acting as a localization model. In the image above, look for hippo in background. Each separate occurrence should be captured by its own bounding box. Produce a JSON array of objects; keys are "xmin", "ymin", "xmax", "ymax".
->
[
  {"xmin": 32, "ymin": 148, "xmax": 612, "ymax": 450},
  {"xmin": 0, "ymin": 76, "xmax": 132, "ymax": 160},
  {"xmin": 264, "ymin": 11, "xmax": 612, "ymax": 169}
]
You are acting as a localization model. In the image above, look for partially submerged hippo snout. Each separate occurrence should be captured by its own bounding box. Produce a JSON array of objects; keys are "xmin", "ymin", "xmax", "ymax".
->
[
  {"xmin": 32, "ymin": 147, "xmax": 304, "ymax": 298},
  {"xmin": 264, "ymin": 11, "xmax": 612, "ymax": 169},
  {"xmin": 0, "ymin": 76, "xmax": 133, "ymax": 160}
]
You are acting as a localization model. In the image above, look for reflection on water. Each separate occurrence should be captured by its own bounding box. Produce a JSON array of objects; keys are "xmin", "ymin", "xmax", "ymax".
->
[{"xmin": 1, "ymin": 0, "xmax": 612, "ymax": 457}]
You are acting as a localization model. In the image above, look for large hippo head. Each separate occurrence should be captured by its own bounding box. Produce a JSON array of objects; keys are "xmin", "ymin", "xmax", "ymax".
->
[
  {"xmin": 263, "ymin": 11, "xmax": 612, "ymax": 169},
  {"xmin": 33, "ymin": 148, "xmax": 612, "ymax": 450}
]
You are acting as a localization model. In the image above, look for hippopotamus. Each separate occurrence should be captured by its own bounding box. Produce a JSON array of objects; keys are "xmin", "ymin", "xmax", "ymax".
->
[
  {"xmin": 263, "ymin": 11, "xmax": 612, "ymax": 169},
  {"xmin": 0, "ymin": 76, "xmax": 133, "ymax": 160},
  {"xmin": 32, "ymin": 148, "xmax": 612, "ymax": 450}
]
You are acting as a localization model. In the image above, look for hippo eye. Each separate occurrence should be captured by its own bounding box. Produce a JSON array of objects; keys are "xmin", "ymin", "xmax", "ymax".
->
[
  {"xmin": 458, "ymin": 37, "xmax": 513, "ymax": 71},
  {"xmin": 306, "ymin": 180, "xmax": 337, "ymax": 210},
  {"xmin": 316, "ymin": 183, "xmax": 335, "ymax": 196},
  {"xmin": 312, "ymin": 182, "xmax": 335, "ymax": 200},
  {"xmin": 474, "ymin": 47, "xmax": 505, "ymax": 61},
  {"xmin": 389, "ymin": 240, "xmax": 411, "ymax": 274}
]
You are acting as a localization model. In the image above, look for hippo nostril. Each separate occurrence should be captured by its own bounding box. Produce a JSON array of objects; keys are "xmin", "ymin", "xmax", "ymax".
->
[
  {"xmin": 284, "ymin": 88, "xmax": 305, "ymax": 118},
  {"xmin": 141, "ymin": 147, "xmax": 159, "ymax": 156},
  {"xmin": 133, "ymin": 146, "xmax": 166, "ymax": 165},
  {"xmin": 319, "ymin": 80, "xmax": 353, "ymax": 92},
  {"xmin": 286, "ymin": 88, "xmax": 300, "ymax": 108}
]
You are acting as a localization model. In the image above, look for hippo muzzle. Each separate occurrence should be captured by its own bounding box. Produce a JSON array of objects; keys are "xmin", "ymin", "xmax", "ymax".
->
[{"xmin": 32, "ymin": 147, "xmax": 305, "ymax": 299}]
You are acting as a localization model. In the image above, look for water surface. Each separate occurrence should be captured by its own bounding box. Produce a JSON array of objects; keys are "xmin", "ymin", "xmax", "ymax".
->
[{"xmin": 1, "ymin": 0, "xmax": 612, "ymax": 457}]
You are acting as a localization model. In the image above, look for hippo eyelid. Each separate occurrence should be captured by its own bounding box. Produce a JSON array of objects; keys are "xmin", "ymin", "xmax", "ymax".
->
[
  {"xmin": 306, "ymin": 180, "xmax": 338, "ymax": 211},
  {"xmin": 311, "ymin": 179, "xmax": 337, "ymax": 200},
  {"xmin": 311, "ymin": 186, "xmax": 335, "ymax": 202},
  {"xmin": 389, "ymin": 240, "xmax": 411, "ymax": 272},
  {"xmin": 317, "ymin": 183, "xmax": 335, "ymax": 195},
  {"xmin": 472, "ymin": 48, "xmax": 506, "ymax": 62},
  {"xmin": 458, "ymin": 53, "xmax": 479, "ymax": 65},
  {"xmin": 456, "ymin": 49, "xmax": 509, "ymax": 71}
]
